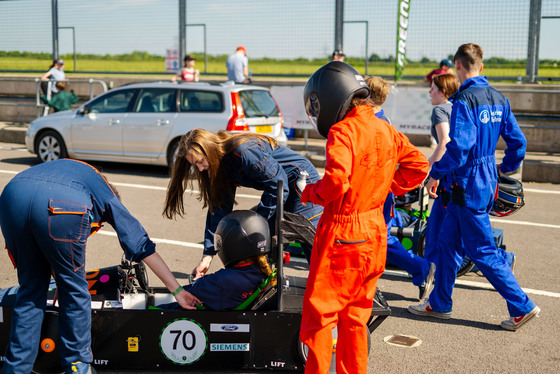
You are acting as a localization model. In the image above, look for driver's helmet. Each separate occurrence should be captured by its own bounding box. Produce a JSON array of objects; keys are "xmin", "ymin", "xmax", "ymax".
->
[
  {"xmin": 490, "ymin": 174, "xmax": 525, "ymax": 217},
  {"xmin": 303, "ymin": 61, "xmax": 370, "ymax": 138},
  {"xmin": 215, "ymin": 210, "xmax": 271, "ymax": 268},
  {"xmin": 395, "ymin": 188, "xmax": 420, "ymax": 208}
]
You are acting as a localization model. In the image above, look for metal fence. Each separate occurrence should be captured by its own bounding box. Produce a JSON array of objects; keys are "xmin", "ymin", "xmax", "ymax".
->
[{"xmin": 0, "ymin": 0, "xmax": 559, "ymax": 80}]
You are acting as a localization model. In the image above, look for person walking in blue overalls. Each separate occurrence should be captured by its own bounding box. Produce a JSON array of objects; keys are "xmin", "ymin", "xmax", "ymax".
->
[
  {"xmin": 163, "ymin": 129, "xmax": 323, "ymax": 278},
  {"xmin": 0, "ymin": 159, "xmax": 201, "ymax": 374},
  {"xmin": 408, "ymin": 43, "xmax": 540, "ymax": 331}
]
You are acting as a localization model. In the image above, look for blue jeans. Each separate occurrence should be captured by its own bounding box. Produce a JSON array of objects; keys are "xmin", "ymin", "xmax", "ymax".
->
[{"xmin": 0, "ymin": 179, "xmax": 93, "ymax": 373}]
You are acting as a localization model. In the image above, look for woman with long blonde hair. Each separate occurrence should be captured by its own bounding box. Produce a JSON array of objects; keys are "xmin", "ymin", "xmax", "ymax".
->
[{"xmin": 164, "ymin": 128, "xmax": 323, "ymax": 277}]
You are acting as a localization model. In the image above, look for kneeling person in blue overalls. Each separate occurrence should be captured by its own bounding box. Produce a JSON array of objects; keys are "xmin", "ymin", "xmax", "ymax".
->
[{"xmin": 0, "ymin": 159, "xmax": 201, "ymax": 374}]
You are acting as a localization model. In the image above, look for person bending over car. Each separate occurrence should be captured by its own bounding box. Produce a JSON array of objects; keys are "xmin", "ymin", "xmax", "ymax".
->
[
  {"xmin": 163, "ymin": 128, "xmax": 323, "ymax": 278},
  {"xmin": 158, "ymin": 210, "xmax": 276, "ymax": 311},
  {"xmin": 0, "ymin": 159, "xmax": 200, "ymax": 374}
]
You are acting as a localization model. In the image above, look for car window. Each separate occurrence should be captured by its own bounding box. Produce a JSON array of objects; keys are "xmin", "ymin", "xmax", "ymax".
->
[
  {"xmin": 134, "ymin": 88, "xmax": 177, "ymax": 113},
  {"xmin": 238, "ymin": 90, "xmax": 279, "ymax": 118},
  {"xmin": 88, "ymin": 89, "xmax": 136, "ymax": 114},
  {"xmin": 180, "ymin": 90, "xmax": 223, "ymax": 112}
]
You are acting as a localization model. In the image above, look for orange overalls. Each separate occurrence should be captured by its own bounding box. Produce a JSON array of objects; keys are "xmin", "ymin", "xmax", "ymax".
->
[{"xmin": 300, "ymin": 105, "xmax": 429, "ymax": 373}]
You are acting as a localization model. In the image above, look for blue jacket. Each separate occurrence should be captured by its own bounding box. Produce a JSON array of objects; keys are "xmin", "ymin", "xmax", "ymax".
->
[
  {"xmin": 203, "ymin": 139, "xmax": 321, "ymax": 255},
  {"xmin": 429, "ymin": 76, "xmax": 526, "ymax": 210},
  {"xmin": 10, "ymin": 159, "xmax": 156, "ymax": 262},
  {"xmin": 185, "ymin": 263, "xmax": 265, "ymax": 311}
]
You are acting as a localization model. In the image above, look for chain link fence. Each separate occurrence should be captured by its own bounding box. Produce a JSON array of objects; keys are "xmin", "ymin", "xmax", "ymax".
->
[{"xmin": 0, "ymin": 0, "xmax": 558, "ymax": 80}]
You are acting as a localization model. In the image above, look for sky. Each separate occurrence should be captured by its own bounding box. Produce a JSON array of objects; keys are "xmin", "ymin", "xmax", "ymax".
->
[{"xmin": 0, "ymin": 0, "xmax": 559, "ymax": 61}]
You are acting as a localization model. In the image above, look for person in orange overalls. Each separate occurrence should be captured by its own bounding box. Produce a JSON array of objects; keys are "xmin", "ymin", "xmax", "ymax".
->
[{"xmin": 300, "ymin": 61, "xmax": 429, "ymax": 373}]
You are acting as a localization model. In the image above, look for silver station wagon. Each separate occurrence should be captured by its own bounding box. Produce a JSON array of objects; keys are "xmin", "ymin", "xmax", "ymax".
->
[{"xmin": 25, "ymin": 81, "xmax": 288, "ymax": 167}]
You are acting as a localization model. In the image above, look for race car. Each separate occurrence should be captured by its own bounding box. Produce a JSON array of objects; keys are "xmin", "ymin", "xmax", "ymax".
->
[{"xmin": 0, "ymin": 181, "xmax": 391, "ymax": 373}]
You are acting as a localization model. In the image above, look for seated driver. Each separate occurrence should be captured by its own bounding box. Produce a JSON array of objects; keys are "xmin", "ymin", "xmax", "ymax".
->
[{"xmin": 158, "ymin": 210, "xmax": 277, "ymax": 311}]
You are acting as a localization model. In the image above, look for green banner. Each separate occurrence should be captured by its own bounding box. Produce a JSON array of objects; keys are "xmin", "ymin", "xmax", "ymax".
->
[{"xmin": 395, "ymin": 0, "xmax": 410, "ymax": 82}]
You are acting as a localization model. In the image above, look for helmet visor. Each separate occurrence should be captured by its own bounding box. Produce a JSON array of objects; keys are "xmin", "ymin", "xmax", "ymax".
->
[{"xmin": 305, "ymin": 92, "xmax": 320, "ymax": 130}]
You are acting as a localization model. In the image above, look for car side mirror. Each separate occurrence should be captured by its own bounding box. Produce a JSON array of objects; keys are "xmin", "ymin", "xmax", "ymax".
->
[{"xmin": 77, "ymin": 106, "xmax": 88, "ymax": 116}]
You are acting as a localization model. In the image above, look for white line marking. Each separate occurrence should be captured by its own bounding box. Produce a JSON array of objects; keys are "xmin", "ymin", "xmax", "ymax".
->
[
  {"xmin": 96, "ymin": 230, "xmax": 203, "ymax": 249},
  {"xmin": 524, "ymin": 188, "xmax": 560, "ymax": 195},
  {"xmin": 111, "ymin": 182, "xmax": 260, "ymax": 199},
  {"xmin": 0, "ymin": 170, "xmax": 18, "ymax": 175},
  {"xmin": 112, "ymin": 182, "xmax": 167, "ymax": 191},
  {"xmin": 383, "ymin": 269, "xmax": 560, "ymax": 298},
  {"xmin": 489, "ymin": 218, "xmax": 560, "ymax": 230}
]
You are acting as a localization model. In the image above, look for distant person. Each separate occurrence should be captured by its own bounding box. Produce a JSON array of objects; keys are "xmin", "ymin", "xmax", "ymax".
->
[
  {"xmin": 41, "ymin": 81, "xmax": 78, "ymax": 112},
  {"xmin": 365, "ymin": 75, "xmax": 391, "ymax": 123},
  {"xmin": 427, "ymin": 74, "xmax": 459, "ymax": 167},
  {"xmin": 332, "ymin": 50, "xmax": 345, "ymax": 62},
  {"xmin": 366, "ymin": 75, "xmax": 435, "ymax": 300},
  {"xmin": 41, "ymin": 58, "xmax": 66, "ymax": 96},
  {"xmin": 226, "ymin": 46, "xmax": 250, "ymax": 84},
  {"xmin": 408, "ymin": 43, "xmax": 540, "ymax": 331},
  {"xmin": 424, "ymin": 58, "xmax": 455, "ymax": 85},
  {"xmin": 172, "ymin": 55, "xmax": 200, "ymax": 82}
]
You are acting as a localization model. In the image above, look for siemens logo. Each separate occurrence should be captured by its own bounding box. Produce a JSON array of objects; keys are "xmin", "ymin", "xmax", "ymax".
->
[{"xmin": 210, "ymin": 343, "xmax": 250, "ymax": 352}]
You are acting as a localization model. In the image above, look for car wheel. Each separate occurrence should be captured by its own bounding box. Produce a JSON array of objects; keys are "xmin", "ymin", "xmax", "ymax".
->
[
  {"xmin": 166, "ymin": 138, "xmax": 180, "ymax": 169},
  {"xmin": 36, "ymin": 131, "xmax": 67, "ymax": 163}
]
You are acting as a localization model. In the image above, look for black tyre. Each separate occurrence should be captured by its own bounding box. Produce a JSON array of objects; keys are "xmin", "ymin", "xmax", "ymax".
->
[
  {"xmin": 414, "ymin": 226, "xmax": 473, "ymax": 277},
  {"xmin": 31, "ymin": 310, "xmax": 64, "ymax": 374},
  {"xmin": 456, "ymin": 257, "xmax": 475, "ymax": 277},
  {"xmin": 35, "ymin": 131, "xmax": 67, "ymax": 163},
  {"xmin": 134, "ymin": 261, "xmax": 149, "ymax": 291},
  {"xmin": 166, "ymin": 138, "xmax": 180, "ymax": 169}
]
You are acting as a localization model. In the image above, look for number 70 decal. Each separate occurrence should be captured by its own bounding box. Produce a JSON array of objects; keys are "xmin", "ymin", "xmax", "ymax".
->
[{"xmin": 160, "ymin": 319, "xmax": 208, "ymax": 365}]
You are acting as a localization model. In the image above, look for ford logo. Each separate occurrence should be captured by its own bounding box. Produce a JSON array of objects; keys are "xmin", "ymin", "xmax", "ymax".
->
[{"xmin": 221, "ymin": 325, "xmax": 239, "ymax": 331}]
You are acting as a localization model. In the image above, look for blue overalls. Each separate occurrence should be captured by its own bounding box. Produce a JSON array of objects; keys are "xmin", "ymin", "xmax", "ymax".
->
[
  {"xmin": 428, "ymin": 76, "xmax": 536, "ymax": 317},
  {"xmin": 159, "ymin": 263, "xmax": 265, "ymax": 311},
  {"xmin": 0, "ymin": 159, "xmax": 157, "ymax": 373},
  {"xmin": 203, "ymin": 139, "xmax": 323, "ymax": 259},
  {"xmin": 383, "ymin": 194, "xmax": 430, "ymax": 286}
]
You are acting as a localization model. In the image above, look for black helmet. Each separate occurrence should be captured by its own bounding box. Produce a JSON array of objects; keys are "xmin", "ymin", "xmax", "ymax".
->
[
  {"xmin": 215, "ymin": 210, "xmax": 271, "ymax": 267},
  {"xmin": 490, "ymin": 175, "xmax": 525, "ymax": 217},
  {"xmin": 395, "ymin": 188, "xmax": 420, "ymax": 208},
  {"xmin": 303, "ymin": 61, "xmax": 370, "ymax": 138}
]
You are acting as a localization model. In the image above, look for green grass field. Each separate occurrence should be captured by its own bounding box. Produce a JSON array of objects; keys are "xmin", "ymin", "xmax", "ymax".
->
[{"xmin": 1, "ymin": 56, "xmax": 559, "ymax": 82}]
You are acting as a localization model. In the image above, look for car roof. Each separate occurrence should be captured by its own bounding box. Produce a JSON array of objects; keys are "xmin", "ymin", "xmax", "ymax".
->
[{"xmin": 116, "ymin": 81, "xmax": 270, "ymax": 92}]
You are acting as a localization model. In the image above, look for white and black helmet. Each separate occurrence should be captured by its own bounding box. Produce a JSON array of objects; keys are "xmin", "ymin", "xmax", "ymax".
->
[
  {"xmin": 490, "ymin": 175, "xmax": 525, "ymax": 217},
  {"xmin": 303, "ymin": 61, "xmax": 370, "ymax": 138},
  {"xmin": 215, "ymin": 210, "xmax": 271, "ymax": 267}
]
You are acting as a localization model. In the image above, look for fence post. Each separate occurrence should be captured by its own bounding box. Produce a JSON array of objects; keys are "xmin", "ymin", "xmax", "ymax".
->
[
  {"xmin": 526, "ymin": 0, "xmax": 542, "ymax": 83},
  {"xmin": 178, "ymin": 0, "xmax": 186, "ymax": 64},
  {"xmin": 51, "ymin": 0, "xmax": 59, "ymax": 60},
  {"xmin": 334, "ymin": 0, "xmax": 344, "ymax": 54}
]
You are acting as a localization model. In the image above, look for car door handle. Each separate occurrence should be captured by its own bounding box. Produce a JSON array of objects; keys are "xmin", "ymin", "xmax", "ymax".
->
[
  {"xmin": 157, "ymin": 119, "xmax": 170, "ymax": 126},
  {"xmin": 108, "ymin": 119, "xmax": 121, "ymax": 125}
]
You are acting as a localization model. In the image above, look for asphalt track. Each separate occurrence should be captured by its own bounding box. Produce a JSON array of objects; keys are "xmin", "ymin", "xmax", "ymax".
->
[{"xmin": 0, "ymin": 143, "xmax": 559, "ymax": 373}]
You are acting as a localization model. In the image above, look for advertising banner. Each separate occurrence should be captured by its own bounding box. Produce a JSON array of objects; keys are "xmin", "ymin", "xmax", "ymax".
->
[
  {"xmin": 383, "ymin": 84, "xmax": 432, "ymax": 135},
  {"xmin": 269, "ymin": 85, "xmax": 313, "ymax": 130},
  {"xmin": 271, "ymin": 84, "xmax": 432, "ymax": 135},
  {"xmin": 395, "ymin": 0, "xmax": 410, "ymax": 82},
  {"xmin": 165, "ymin": 49, "xmax": 180, "ymax": 72}
]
